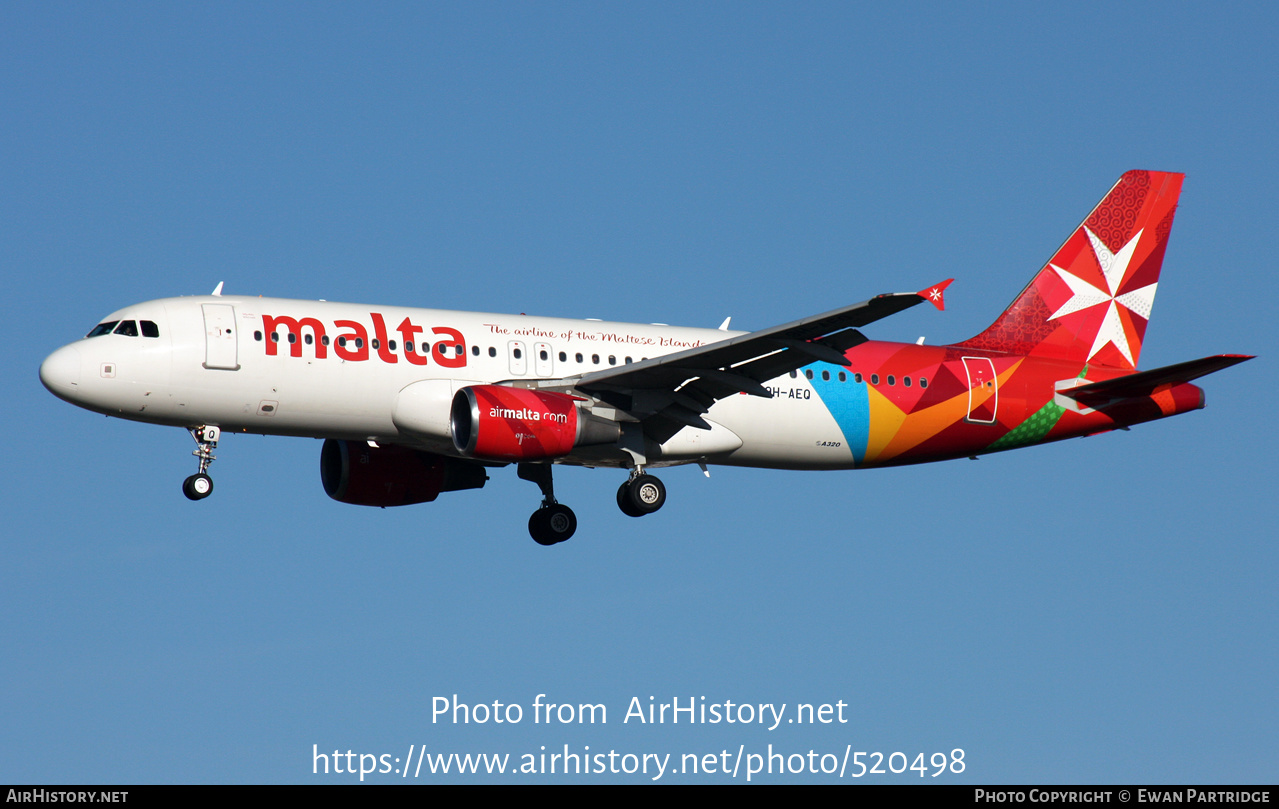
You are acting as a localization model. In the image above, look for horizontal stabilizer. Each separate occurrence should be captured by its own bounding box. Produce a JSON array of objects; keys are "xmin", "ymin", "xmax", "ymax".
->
[{"xmin": 1064, "ymin": 354, "xmax": 1253, "ymax": 406}]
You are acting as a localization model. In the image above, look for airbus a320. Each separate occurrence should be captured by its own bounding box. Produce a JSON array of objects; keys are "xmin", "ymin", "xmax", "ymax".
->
[{"xmin": 41, "ymin": 171, "xmax": 1251, "ymax": 545}]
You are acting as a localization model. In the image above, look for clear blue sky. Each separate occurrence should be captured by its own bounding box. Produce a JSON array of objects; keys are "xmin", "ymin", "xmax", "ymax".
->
[{"xmin": 3, "ymin": 2, "xmax": 1274, "ymax": 783}]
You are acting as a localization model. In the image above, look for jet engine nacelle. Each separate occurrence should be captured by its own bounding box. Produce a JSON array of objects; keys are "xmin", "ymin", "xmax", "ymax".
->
[
  {"xmin": 320, "ymin": 439, "xmax": 487, "ymax": 507},
  {"xmin": 450, "ymin": 385, "xmax": 620, "ymax": 462}
]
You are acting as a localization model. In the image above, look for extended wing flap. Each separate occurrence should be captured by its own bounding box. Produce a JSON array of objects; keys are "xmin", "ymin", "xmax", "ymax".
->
[{"xmin": 1064, "ymin": 354, "xmax": 1253, "ymax": 406}]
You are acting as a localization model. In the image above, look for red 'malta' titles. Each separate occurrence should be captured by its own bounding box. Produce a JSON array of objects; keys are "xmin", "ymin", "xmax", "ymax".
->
[{"xmin": 260, "ymin": 313, "xmax": 467, "ymax": 367}]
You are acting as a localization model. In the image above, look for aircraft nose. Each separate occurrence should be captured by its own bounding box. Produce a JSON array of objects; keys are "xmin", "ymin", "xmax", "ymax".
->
[{"xmin": 40, "ymin": 345, "xmax": 82, "ymax": 397}]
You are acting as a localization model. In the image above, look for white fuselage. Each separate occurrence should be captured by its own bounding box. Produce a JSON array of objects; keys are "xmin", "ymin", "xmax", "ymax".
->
[{"xmin": 40, "ymin": 295, "xmax": 857, "ymax": 470}]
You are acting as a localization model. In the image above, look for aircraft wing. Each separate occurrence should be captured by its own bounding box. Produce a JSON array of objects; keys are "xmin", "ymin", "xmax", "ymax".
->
[{"xmin": 532, "ymin": 280, "xmax": 952, "ymax": 441}]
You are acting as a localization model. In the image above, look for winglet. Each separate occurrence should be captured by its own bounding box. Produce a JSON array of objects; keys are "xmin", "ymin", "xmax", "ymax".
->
[
  {"xmin": 212, "ymin": 281, "xmax": 224, "ymax": 297},
  {"xmin": 918, "ymin": 279, "xmax": 953, "ymax": 311}
]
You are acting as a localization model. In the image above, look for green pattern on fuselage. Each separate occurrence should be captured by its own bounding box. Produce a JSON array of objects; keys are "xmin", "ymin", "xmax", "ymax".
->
[
  {"xmin": 985, "ymin": 398, "xmax": 1065, "ymax": 452},
  {"xmin": 984, "ymin": 365, "xmax": 1089, "ymax": 453}
]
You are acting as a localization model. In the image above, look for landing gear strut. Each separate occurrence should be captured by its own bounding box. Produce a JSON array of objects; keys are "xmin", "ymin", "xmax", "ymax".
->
[
  {"xmin": 183, "ymin": 425, "xmax": 219, "ymax": 501},
  {"xmin": 616, "ymin": 471, "xmax": 666, "ymax": 517},
  {"xmin": 518, "ymin": 463, "xmax": 577, "ymax": 546}
]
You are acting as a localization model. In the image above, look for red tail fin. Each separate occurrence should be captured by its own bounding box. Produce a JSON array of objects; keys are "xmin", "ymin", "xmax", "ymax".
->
[{"xmin": 957, "ymin": 170, "xmax": 1184, "ymax": 370}]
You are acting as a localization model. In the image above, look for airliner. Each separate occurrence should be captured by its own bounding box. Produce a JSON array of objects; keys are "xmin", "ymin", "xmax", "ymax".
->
[{"xmin": 40, "ymin": 171, "xmax": 1251, "ymax": 545}]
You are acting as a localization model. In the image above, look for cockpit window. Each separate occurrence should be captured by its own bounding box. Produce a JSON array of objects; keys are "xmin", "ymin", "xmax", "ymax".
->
[{"xmin": 86, "ymin": 319, "xmax": 158, "ymax": 338}]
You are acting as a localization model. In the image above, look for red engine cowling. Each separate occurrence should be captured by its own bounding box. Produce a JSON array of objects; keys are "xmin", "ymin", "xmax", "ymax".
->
[
  {"xmin": 320, "ymin": 439, "xmax": 487, "ymax": 507},
  {"xmin": 450, "ymin": 385, "xmax": 619, "ymax": 462}
]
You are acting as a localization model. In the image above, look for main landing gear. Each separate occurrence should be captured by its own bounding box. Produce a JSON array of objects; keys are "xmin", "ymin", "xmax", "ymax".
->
[
  {"xmin": 182, "ymin": 425, "xmax": 220, "ymax": 501},
  {"xmin": 518, "ymin": 463, "xmax": 577, "ymax": 546},
  {"xmin": 517, "ymin": 463, "xmax": 668, "ymax": 546},
  {"xmin": 616, "ymin": 471, "xmax": 666, "ymax": 518}
]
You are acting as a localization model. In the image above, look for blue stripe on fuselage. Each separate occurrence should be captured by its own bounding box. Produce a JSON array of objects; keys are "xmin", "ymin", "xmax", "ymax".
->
[{"xmin": 805, "ymin": 363, "xmax": 870, "ymax": 463}]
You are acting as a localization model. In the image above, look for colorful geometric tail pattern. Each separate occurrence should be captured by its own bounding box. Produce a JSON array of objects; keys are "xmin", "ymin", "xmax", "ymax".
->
[{"xmin": 958, "ymin": 170, "xmax": 1184, "ymax": 370}]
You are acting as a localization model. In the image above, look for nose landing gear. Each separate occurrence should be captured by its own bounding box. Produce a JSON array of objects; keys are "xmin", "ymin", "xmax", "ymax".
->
[{"xmin": 183, "ymin": 426, "xmax": 220, "ymax": 501}]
